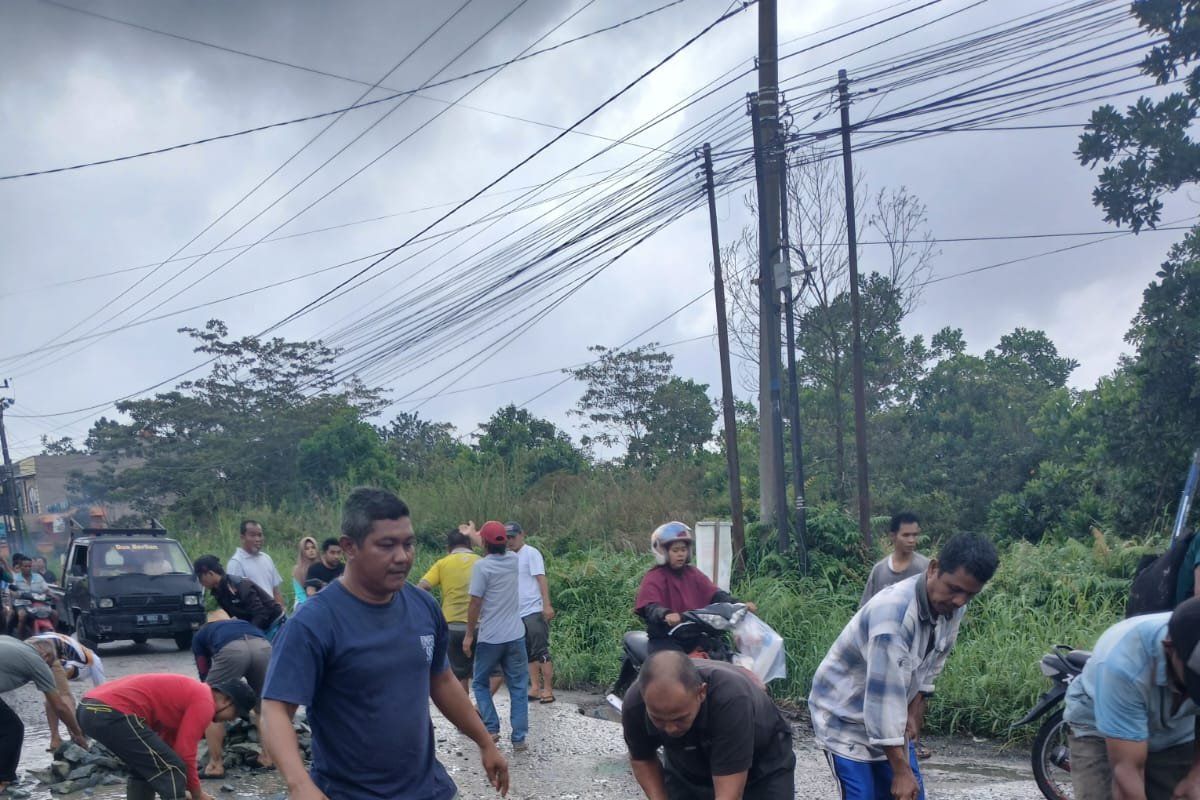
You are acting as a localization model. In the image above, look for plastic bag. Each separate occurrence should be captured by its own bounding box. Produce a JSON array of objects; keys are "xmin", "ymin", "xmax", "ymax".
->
[{"xmin": 731, "ymin": 612, "xmax": 787, "ymax": 684}]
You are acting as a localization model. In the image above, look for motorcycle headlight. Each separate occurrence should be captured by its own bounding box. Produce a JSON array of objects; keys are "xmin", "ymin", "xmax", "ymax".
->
[
  {"xmin": 98, "ymin": 598, "xmax": 114, "ymax": 609},
  {"xmin": 183, "ymin": 594, "xmax": 199, "ymax": 606}
]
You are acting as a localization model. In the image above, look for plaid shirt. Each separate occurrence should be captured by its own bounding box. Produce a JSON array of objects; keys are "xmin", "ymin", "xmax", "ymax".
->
[{"xmin": 808, "ymin": 573, "xmax": 963, "ymax": 761}]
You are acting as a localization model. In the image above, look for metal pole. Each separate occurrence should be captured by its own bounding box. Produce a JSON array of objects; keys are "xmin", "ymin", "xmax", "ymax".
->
[
  {"xmin": 777, "ymin": 147, "xmax": 809, "ymax": 570},
  {"xmin": 0, "ymin": 395, "xmax": 28, "ymax": 556},
  {"xmin": 701, "ymin": 143, "xmax": 747, "ymax": 571},
  {"xmin": 837, "ymin": 69, "xmax": 873, "ymax": 550},
  {"xmin": 749, "ymin": 97, "xmax": 790, "ymax": 553},
  {"xmin": 755, "ymin": 0, "xmax": 785, "ymax": 534}
]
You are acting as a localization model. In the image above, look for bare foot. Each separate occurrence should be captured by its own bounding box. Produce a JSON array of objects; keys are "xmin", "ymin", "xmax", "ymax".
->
[
  {"xmin": 47, "ymin": 738, "xmax": 62, "ymax": 752},
  {"xmin": 254, "ymin": 756, "xmax": 275, "ymax": 770},
  {"xmin": 201, "ymin": 762, "xmax": 225, "ymax": 779}
]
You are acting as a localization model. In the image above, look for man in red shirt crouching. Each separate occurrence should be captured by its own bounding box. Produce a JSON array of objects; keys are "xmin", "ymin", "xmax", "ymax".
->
[{"xmin": 77, "ymin": 673, "xmax": 256, "ymax": 800}]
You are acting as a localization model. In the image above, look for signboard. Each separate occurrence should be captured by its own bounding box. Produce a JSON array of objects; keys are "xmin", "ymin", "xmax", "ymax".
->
[{"xmin": 694, "ymin": 520, "xmax": 733, "ymax": 591}]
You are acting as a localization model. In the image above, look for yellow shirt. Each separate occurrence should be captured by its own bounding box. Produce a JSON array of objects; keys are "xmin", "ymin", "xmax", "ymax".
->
[{"xmin": 420, "ymin": 550, "xmax": 480, "ymax": 624}]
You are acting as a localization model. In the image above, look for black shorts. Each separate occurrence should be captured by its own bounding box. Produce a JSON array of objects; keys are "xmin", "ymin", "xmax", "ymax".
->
[
  {"xmin": 78, "ymin": 701, "xmax": 188, "ymax": 800},
  {"xmin": 447, "ymin": 623, "xmax": 474, "ymax": 680},
  {"xmin": 522, "ymin": 612, "xmax": 551, "ymax": 662}
]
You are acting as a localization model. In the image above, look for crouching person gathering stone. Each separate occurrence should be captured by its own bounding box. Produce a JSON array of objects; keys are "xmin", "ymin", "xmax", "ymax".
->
[{"xmin": 77, "ymin": 673, "xmax": 257, "ymax": 800}]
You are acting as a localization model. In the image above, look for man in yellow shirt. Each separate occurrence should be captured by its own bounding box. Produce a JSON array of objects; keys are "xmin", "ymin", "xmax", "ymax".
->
[{"xmin": 419, "ymin": 529, "xmax": 481, "ymax": 692}]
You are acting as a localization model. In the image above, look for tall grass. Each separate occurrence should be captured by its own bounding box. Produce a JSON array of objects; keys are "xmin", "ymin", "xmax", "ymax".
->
[{"xmin": 166, "ymin": 506, "xmax": 1140, "ymax": 739}]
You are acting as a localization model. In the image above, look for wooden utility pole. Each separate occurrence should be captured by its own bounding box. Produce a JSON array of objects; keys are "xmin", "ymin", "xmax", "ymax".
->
[
  {"xmin": 701, "ymin": 143, "xmax": 746, "ymax": 569},
  {"xmin": 755, "ymin": 0, "xmax": 786, "ymax": 541},
  {"xmin": 0, "ymin": 383, "xmax": 27, "ymax": 555},
  {"xmin": 750, "ymin": 98, "xmax": 790, "ymax": 554},
  {"xmin": 837, "ymin": 69, "xmax": 873, "ymax": 549},
  {"xmin": 777, "ymin": 144, "xmax": 808, "ymax": 571}
]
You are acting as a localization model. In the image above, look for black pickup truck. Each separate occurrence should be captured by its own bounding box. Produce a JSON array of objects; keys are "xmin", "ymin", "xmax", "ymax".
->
[{"xmin": 56, "ymin": 527, "xmax": 205, "ymax": 650}]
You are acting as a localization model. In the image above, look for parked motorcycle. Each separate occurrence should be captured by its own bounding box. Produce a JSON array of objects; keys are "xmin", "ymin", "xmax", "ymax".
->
[
  {"xmin": 13, "ymin": 591, "xmax": 57, "ymax": 638},
  {"xmin": 1013, "ymin": 644, "xmax": 1091, "ymax": 800},
  {"xmin": 607, "ymin": 602, "xmax": 747, "ymax": 712}
]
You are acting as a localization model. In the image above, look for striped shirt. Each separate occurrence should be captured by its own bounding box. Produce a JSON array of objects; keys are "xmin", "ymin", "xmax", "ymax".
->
[{"xmin": 808, "ymin": 574, "xmax": 963, "ymax": 761}]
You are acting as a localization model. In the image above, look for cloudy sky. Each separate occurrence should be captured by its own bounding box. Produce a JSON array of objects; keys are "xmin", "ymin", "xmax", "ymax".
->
[{"xmin": 0, "ymin": 0, "xmax": 1186, "ymax": 459}]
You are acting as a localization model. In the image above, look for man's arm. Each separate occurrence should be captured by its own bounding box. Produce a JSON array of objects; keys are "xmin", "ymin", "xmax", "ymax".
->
[
  {"xmin": 1107, "ymin": 738, "xmax": 1149, "ymax": 800},
  {"xmin": 1169, "ymin": 731, "xmax": 1200, "ymax": 799},
  {"xmin": 629, "ymin": 758, "xmax": 670, "ymax": 800},
  {"xmin": 262, "ymin": 700, "xmax": 328, "ymax": 800},
  {"xmin": 712, "ymin": 771, "xmax": 749, "ymax": 800},
  {"xmin": 906, "ymin": 693, "xmax": 928, "ymax": 743},
  {"xmin": 535, "ymin": 575, "xmax": 554, "ymax": 621},
  {"xmin": 44, "ymin": 691, "xmax": 88, "ymax": 746},
  {"xmin": 273, "ymin": 586, "xmax": 286, "ymax": 609},
  {"xmin": 429, "ymin": 669, "xmax": 508, "ymax": 796},
  {"xmin": 884, "ymin": 744, "xmax": 921, "ymax": 800},
  {"xmin": 464, "ymin": 596, "xmax": 482, "ymax": 654},
  {"xmin": 863, "ymin": 630, "xmax": 918, "ymax": 798}
]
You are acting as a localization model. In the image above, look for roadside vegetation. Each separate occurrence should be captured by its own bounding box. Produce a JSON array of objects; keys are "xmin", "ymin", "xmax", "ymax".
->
[{"xmin": 36, "ymin": 0, "xmax": 1200, "ymax": 739}]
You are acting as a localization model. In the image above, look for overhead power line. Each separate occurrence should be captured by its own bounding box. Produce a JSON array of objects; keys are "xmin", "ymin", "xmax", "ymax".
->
[{"xmin": 6, "ymin": 0, "xmax": 695, "ymax": 181}]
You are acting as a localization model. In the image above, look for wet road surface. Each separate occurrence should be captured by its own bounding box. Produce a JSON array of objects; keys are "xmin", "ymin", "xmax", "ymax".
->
[{"xmin": 3, "ymin": 640, "xmax": 1042, "ymax": 799}]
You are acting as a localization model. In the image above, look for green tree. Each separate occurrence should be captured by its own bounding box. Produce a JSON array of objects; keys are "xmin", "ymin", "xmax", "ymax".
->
[
  {"xmin": 379, "ymin": 411, "xmax": 465, "ymax": 479},
  {"xmin": 1077, "ymin": 0, "xmax": 1200, "ymax": 230},
  {"xmin": 476, "ymin": 405, "xmax": 585, "ymax": 484},
  {"xmin": 39, "ymin": 436, "xmax": 79, "ymax": 455},
  {"xmin": 566, "ymin": 344, "xmax": 674, "ymax": 452},
  {"xmin": 629, "ymin": 377, "xmax": 718, "ymax": 466},
  {"xmin": 298, "ymin": 410, "xmax": 397, "ymax": 496}
]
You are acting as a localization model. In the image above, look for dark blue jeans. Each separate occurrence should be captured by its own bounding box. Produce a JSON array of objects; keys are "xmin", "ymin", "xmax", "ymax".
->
[{"xmin": 472, "ymin": 638, "xmax": 529, "ymax": 743}]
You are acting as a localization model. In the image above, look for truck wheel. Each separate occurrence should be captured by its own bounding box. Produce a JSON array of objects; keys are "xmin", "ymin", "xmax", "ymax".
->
[
  {"xmin": 132, "ymin": 634, "xmax": 148, "ymax": 645},
  {"xmin": 173, "ymin": 631, "xmax": 193, "ymax": 651},
  {"xmin": 77, "ymin": 616, "xmax": 98, "ymax": 651}
]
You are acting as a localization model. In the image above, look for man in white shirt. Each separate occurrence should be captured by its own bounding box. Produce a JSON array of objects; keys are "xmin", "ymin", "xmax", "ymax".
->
[
  {"xmin": 226, "ymin": 520, "xmax": 285, "ymax": 610},
  {"xmin": 506, "ymin": 522, "xmax": 556, "ymax": 704}
]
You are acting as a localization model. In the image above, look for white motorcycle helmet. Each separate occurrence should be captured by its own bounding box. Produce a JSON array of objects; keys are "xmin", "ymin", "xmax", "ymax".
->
[{"xmin": 650, "ymin": 521, "xmax": 694, "ymax": 565}]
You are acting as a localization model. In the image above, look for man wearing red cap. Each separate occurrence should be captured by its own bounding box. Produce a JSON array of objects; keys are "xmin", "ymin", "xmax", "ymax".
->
[
  {"xmin": 1065, "ymin": 596, "xmax": 1200, "ymax": 799},
  {"xmin": 464, "ymin": 520, "xmax": 529, "ymax": 751}
]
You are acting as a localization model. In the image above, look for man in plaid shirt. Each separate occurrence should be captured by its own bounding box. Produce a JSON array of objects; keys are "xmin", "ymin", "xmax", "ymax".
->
[{"xmin": 809, "ymin": 533, "xmax": 999, "ymax": 800}]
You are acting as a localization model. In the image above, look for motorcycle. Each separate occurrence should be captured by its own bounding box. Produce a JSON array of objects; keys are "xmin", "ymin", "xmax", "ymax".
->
[
  {"xmin": 13, "ymin": 591, "xmax": 57, "ymax": 638},
  {"xmin": 607, "ymin": 602, "xmax": 748, "ymax": 712},
  {"xmin": 1013, "ymin": 644, "xmax": 1091, "ymax": 800}
]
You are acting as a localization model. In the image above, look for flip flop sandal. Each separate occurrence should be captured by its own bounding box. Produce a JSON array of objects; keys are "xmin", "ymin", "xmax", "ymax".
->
[{"xmin": 540, "ymin": 695, "xmax": 557, "ymax": 704}]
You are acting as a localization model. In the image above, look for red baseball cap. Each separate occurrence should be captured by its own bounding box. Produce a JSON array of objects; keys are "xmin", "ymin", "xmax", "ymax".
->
[{"xmin": 479, "ymin": 520, "xmax": 507, "ymax": 546}]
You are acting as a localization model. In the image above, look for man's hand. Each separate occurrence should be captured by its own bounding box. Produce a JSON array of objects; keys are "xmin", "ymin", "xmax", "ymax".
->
[
  {"xmin": 70, "ymin": 732, "xmax": 90, "ymax": 749},
  {"xmin": 890, "ymin": 767, "xmax": 920, "ymax": 800},
  {"xmin": 1172, "ymin": 770, "xmax": 1200, "ymax": 799},
  {"xmin": 744, "ymin": 601, "xmax": 758, "ymax": 613},
  {"xmin": 905, "ymin": 694, "xmax": 928, "ymax": 743},
  {"xmin": 543, "ymin": 605, "xmax": 556, "ymax": 622},
  {"xmin": 463, "ymin": 633, "xmax": 474, "ymax": 657},
  {"xmin": 479, "ymin": 741, "xmax": 509, "ymax": 796},
  {"xmin": 664, "ymin": 613, "xmax": 682, "ymax": 627},
  {"xmin": 284, "ymin": 783, "xmax": 329, "ymax": 800}
]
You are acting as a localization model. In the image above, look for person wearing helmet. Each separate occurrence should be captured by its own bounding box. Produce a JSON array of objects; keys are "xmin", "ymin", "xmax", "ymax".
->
[{"xmin": 634, "ymin": 522, "xmax": 756, "ymax": 655}]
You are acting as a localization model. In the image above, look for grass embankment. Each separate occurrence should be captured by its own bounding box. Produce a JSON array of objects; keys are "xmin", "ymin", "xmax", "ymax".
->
[{"xmin": 171, "ymin": 509, "xmax": 1136, "ymax": 739}]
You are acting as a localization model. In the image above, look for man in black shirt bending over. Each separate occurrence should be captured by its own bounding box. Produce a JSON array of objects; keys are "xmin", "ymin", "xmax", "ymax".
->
[{"xmin": 622, "ymin": 651, "xmax": 794, "ymax": 800}]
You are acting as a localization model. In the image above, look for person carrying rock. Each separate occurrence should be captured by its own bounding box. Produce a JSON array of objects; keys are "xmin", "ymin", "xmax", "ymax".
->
[
  {"xmin": 78, "ymin": 673, "xmax": 256, "ymax": 800},
  {"xmin": 27, "ymin": 633, "xmax": 105, "ymax": 752},
  {"xmin": 191, "ymin": 618, "xmax": 274, "ymax": 777},
  {"xmin": 261, "ymin": 488, "xmax": 508, "ymax": 800},
  {"xmin": 0, "ymin": 634, "xmax": 89, "ymax": 794}
]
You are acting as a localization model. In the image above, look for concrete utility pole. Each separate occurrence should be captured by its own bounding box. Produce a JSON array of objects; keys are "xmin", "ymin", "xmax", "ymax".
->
[
  {"xmin": 837, "ymin": 69, "xmax": 873, "ymax": 549},
  {"xmin": 755, "ymin": 0, "xmax": 788, "ymax": 547},
  {"xmin": 0, "ymin": 381, "xmax": 27, "ymax": 554},
  {"xmin": 701, "ymin": 144, "xmax": 746, "ymax": 570}
]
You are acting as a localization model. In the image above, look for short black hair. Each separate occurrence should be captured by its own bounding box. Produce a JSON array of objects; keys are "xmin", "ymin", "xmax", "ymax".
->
[
  {"xmin": 320, "ymin": 537, "xmax": 340, "ymax": 553},
  {"xmin": 341, "ymin": 487, "xmax": 410, "ymax": 546},
  {"xmin": 937, "ymin": 533, "xmax": 999, "ymax": 584},
  {"xmin": 14, "ymin": 554, "xmax": 31, "ymax": 567},
  {"xmin": 641, "ymin": 650, "xmax": 703, "ymax": 692},
  {"xmin": 239, "ymin": 519, "xmax": 261, "ymax": 536},
  {"xmin": 193, "ymin": 555, "xmax": 225, "ymax": 577},
  {"xmin": 446, "ymin": 529, "xmax": 471, "ymax": 550},
  {"xmin": 889, "ymin": 512, "xmax": 920, "ymax": 534},
  {"xmin": 485, "ymin": 541, "xmax": 507, "ymax": 556}
]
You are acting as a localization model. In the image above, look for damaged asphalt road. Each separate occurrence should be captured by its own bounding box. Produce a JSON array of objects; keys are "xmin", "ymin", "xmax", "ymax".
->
[{"xmin": 2, "ymin": 641, "xmax": 1042, "ymax": 799}]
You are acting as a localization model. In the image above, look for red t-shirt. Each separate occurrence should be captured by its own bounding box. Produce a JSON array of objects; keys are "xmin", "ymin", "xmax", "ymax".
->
[{"xmin": 84, "ymin": 673, "xmax": 214, "ymax": 795}]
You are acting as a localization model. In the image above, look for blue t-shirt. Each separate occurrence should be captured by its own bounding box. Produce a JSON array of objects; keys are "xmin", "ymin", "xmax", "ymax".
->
[
  {"xmin": 1064, "ymin": 613, "xmax": 1199, "ymax": 752},
  {"xmin": 468, "ymin": 552, "xmax": 523, "ymax": 645},
  {"xmin": 192, "ymin": 620, "xmax": 265, "ymax": 660},
  {"xmin": 262, "ymin": 580, "xmax": 454, "ymax": 800}
]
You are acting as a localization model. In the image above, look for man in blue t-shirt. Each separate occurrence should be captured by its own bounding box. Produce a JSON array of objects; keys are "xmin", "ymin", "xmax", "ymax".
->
[
  {"xmin": 1064, "ymin": 597, "xmax": 1200, "ymax": 799},
  {"xmin": 465, "ymin": 521, "xmax": 529, "ymax": 751},
  {"xmin": 261, "ymin": 488, "xmax": 508, "ymax": 800}
]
